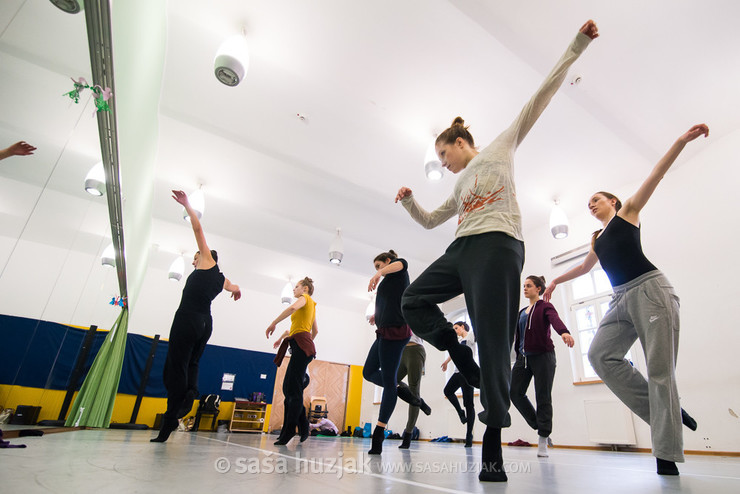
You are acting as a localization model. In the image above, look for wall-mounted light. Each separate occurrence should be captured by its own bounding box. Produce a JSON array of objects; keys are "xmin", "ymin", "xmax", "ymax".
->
[
  {"xmin": 424, "ymin": 140, "xmax": 443, "ymax": 181},
  {"xmin": 214, "ymin": 34, "xmax": 249, "ymax": 87},
  {"xmin": 168, "ymin": 255, "xmax": 185, "ymax": 282},
  {"xmin": 183, "ymin": 187, "xmax": 205, "ymax": 222},
  {"xmin": 550, "ymin": 200, "xmax": 569, "ymax": 239},
  {"xmin": 84, "ymin": 161, "xmax": 105, "ymax": 196},
  {"xmin": 329, "ymin": 227, "xmax": 343, "ymax": 265},
  {"xmin": 49, "ymin": 0, "xmax": 83, "ymax": 14},
  {"xmin": 280, "ymin": 281, "xmax": 294, "ymax": 305},
  {"xmin": 101, "ymin": 243, "xmax": 115, "ymax": 267}
]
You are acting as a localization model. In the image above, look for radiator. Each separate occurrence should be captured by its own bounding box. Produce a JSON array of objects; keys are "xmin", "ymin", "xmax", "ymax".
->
[{"xmin": 583, "ymin": 400, "xmax": 636, "ymax": 445}]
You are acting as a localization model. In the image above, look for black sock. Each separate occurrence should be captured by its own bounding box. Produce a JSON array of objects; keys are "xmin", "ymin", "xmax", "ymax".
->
[
  {"xmin": 368, "ymin": 425, "xmax": 385, "ymax": 455},
  {"xmin": 457, "ymin": 408, "xmax": 467, "ymax": 424},
  {"xmin": 419, "ymin": 398, "xmax": 432, "ymax": 416},
  {"xmin": 150, "ymin": 415, "xmax": 179, "ymax": 443},
  {"xmin": 274, "ymin": 424, "xmax": 296, "ymax": 445},
  {"xmin": 681, "ymin": 408, "xmax": 697, "ymax": 431},
  {"xmin": 656, "ymin": 458, "xmax": 679, "ymax": 476},
  {"xmin": 299, "ymin": 413, "xmax": 310, "ymax": 442},
  {"xmin": 399, "ymin": 431, "xmax": 412, "ymax": 449},
  {"xmin": 479, "ymin": 426, "xmax": 507, "ymax": 482}
]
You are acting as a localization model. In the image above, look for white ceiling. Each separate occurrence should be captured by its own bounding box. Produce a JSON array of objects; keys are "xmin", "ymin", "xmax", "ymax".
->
[{"xmin": 1, "ymin": 0, "xmax": 739, "ymax": 314}]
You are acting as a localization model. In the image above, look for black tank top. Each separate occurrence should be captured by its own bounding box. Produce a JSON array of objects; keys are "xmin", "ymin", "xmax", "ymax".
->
[
  {"xmin": 177, "ymin": 264, "xmax": 225, "ymax": 315},
  {"xmin": 593, "ymin": 215, "xmax": 657, "ymax": 287}
]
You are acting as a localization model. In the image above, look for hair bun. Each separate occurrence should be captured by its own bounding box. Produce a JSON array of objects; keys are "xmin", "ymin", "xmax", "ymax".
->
[
  {"xmin": 452, "ymin": 116, "xmax": 465, "ymax": 126},
  {"xmin": 540, "ymin": 275, "xmax": 546, "ymax": 284}
]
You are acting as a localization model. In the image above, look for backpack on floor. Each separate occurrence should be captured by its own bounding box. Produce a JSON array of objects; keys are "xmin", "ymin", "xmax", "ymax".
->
[
  {"xmin": 199, "ymin": 394, "xmax": 221, "ymax": 412},
  {"xmin": 411, "ymin": 426, "xmax": 419, "ymax": 441}
]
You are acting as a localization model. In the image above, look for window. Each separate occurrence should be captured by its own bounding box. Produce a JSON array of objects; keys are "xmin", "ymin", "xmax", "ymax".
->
[{"xmin": 557, "ymin": 265, "xmax": 641, "ymax": 383}]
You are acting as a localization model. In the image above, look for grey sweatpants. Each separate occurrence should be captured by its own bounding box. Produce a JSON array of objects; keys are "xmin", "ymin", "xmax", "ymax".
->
[{"xmin": 588, "ymin": 270, "xmax": 684, "ymax": 462}]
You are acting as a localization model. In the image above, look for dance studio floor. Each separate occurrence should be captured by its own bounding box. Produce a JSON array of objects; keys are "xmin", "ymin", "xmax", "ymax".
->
[{"xmin": 1, "ymin": 427, "xmax": 739, "ymax": 493}]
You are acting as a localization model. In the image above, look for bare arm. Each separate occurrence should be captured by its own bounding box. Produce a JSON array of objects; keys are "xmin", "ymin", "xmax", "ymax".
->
[
  {"xmin": 542, "ymin": 249, "xmax": 599, "ymax": 302},
  {"xmin": 0, "ymin": 141, "xmax": 36, "ymax": 161},
  {"xmin": 223, "ymin": 277, "xmax": 241, "ymax": 301},
  {"xmin": 620, "ymin": 124, "xmax": 709, "ymax": 225},
  {"xmin": 172, "ymin": 190, "xmax": 215, "ymax": 269},
  {"xmin": 311, "ymin": 318, "xmax": 318, "ymax": 340},
  {"xmin": 368, "ymin": 259, "xmax": 405, "ymax": 291},
  {"xmin": 273, "ymin": 330, "xmax": 289, "ymax": 349},
  {"xmin": 265, "ymin": 295, "xmax": 307, "ymax": 338}
]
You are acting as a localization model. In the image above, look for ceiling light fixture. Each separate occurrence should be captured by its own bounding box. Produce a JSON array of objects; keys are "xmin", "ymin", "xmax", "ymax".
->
[
  {"xmin": 183, "ymin": 187, "xmax": 205, "ymax": 223},
  {"xmin": 281, "ymin": 280, "xmax": 294, "ymax": 305},
  {"xmin": 329, "ymin": 227, "xmax": 343, "ymax": 265},
  {"xmin": 84, "ymin": 161, "xmax": 105, "ymax": 196},
  {"xmin": 168, "ymin": 255, "xmax": 185, "ymax": 282},
  {"xmin": 101, "ymin": 243, "xmax": 116, "ymax": 267},
  {"xmin": 49, "ymin": 0, "xmax": 83, "ymax": 14},
  {"xmin": 214, "ymin": 33, "xmax": 249, "ymax": 87},
  {"xmin": 550, "ymin": 200, "xmax": 569, "ymax": 239},
  {"xmin": 424, "ymin": 140, "xmax": 443, "ymax": 181}
]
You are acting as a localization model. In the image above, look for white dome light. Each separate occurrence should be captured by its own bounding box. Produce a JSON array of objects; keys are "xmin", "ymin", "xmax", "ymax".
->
[
  {"xmin": 183, "ymin": 188, "xmax": 205, "ymax": 222},
  {"xmin": 424, "ymin": 141, "xmax": 443, "ymax": 181},
  {"xmin": 549, "ymin": 202, "xmax": 569, "ymax": 239},
  {"xmin": 329, "ymin": 227, "xmax": 343, "ymax": 265},
  {"xmin": 168, "ymin": 256, "xmax": 185, "ymax": 282},
  {"xmin": 214, "ymin": 35, "xmax": 250, "ymax": 87},
  {"xmin": 84, "ymin": 161, "xmax": 105, "ymax": 196}
]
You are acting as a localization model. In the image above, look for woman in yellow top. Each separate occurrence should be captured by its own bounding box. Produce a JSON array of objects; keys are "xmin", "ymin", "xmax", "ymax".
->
[{"xmin": 267, "ymin": 277, "xmax": 318, "ymax": 445}]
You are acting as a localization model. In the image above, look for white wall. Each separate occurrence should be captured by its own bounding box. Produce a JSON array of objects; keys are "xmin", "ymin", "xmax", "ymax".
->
[{"xmin": 361, "ymin": 129, "xmax": 740, "ymax": 453}]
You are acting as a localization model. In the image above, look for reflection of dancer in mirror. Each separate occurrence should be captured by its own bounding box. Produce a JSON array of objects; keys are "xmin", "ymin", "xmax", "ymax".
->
[
  {"xmin": 396, "ymin": 329, "xmax": 427, "ymax": 449},
  {"xmin": 268, "ymin": 277, "xmax": 318, "ymax": 445},
  {"xmin": 441, "ymin": 321, "xmax": 477, "ymax": 447},
  {"xmin": 511, "ymin": 275, "xmax": 573, "ymax": 458},
  {"xmin": 364, "ymin": 250, "xmax": 431, "ymax": 455},
  {"xmin": 0, "ymin": 141, "xmax": 36, "ymax": 161},
  {"xmin": 396, "ymin": 20, "xmax": 598, "ymax": 482},
  {"xmin": 544, "ymin": 124, "xmax": 708, "ymax": 475},
  {"xmin": 151, "ymin": 190, "xmax": 241, "ymax": 443}
]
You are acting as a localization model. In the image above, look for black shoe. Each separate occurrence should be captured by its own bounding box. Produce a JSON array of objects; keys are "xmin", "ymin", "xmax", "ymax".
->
[
  {"xmin": 419, "ymin": 398, "xmax": 431, "ymax": 416},
  {"xmin": 368, "ymin": 426, "xmax": 385, "ymax": 455},
  {"xmin": 448, "ymin": 343, "xmax": 480, "ymax": 388},
  {"xmin": 656, "ymin": 458, "xmax": 679, "ymax": 476},
  {"xmin": 681, "ymin": 408, "xmax": 697, "ymax": 431},
  {"xmin": 457, "ymin": 409, "xmax": 467, "ymax": 424},
  {"xmin": 399, "ymin": 431, "xmax": 412, "ymax": 449},
  {"xmin": 150, "ymin": 416, "xmax": 179, "ymax": 443}
]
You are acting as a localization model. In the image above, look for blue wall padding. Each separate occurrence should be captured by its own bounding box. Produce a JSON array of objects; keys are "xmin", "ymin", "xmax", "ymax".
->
[{"xmin": 0, "ymin": 314, "xmax": 277, "ymax": 403}]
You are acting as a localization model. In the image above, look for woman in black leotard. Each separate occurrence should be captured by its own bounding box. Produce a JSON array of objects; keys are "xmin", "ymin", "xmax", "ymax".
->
[
  {"xmin": 544, "ymin": 124, "xmax": 708, "ymax": 475},
  {"xmin": 151, "ymin": 190, "xmax": 241, "ymax": 443}
]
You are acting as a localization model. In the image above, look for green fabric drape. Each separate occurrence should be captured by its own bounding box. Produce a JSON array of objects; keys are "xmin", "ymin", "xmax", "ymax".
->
[{"xmin": 65, "ymin": 308, "xmax": 129, "ymax": 427}]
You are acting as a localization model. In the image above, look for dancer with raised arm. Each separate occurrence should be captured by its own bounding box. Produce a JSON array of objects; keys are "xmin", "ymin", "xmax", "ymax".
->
[
  {"xmin": 151, "ymin": 190, "xmax": 241, "ymax": 443},
  {"xmin": 363, "ymin": 250, "xmax": 431, "ymax": 455},
  {"xmin": 268, "ymin": 277, "xmax": 318, "ymax": 445},
  {"xmin": 396, "ymin": 21, "xmax": 598, "ymax": 481},
  {"xmin": 441, "ymin": 321, "xmax": 477, "ymax": 447},
  {"xmin": 543, "ymin": 124, "xmax": 708, "ymax": 475}
]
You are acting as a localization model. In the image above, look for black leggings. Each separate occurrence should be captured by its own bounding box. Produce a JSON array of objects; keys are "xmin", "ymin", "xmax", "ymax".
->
[
  {"xmin": 444, "ymin": 371, "xmax": 476, "ymax": 436},
  {"xmin": 163, "ymin": 310, "xmax": 212, "ymax": 419},
  {"xmin": 281, "ymin": 340, "xmax": 314, "ymax": 435},
  {"xmin": 363, "ymin": 335, "xmax": 410, "ymax": 423}
]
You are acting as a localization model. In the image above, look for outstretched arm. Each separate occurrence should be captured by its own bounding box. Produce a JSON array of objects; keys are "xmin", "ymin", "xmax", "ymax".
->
[
  {"xmin": 266, "ymin": 295, "xmax": 307, "ymax": 338},
  {"xmin": 172, "ymin": 190, "xmax": 215, "ymax": 269},
  {"xmin": 620, "ymin": 124, "xmax": 709, "ymax": 225},
  {"xmin": 0, "ymin": 141, "xmax": 36, "ymax": 161},
  {"xmin": 396, "ymin": 187, "xmax": 457, "ymax": 229},
  {"xmin": 507, "ymin": 20, "xmax": 598, "ymax": 148},
  {"xmin": 543, "ymin": 249, "xmax": 599, "ymax": 302}
]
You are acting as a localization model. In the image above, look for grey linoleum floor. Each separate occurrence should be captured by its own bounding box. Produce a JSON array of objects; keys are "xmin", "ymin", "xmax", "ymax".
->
[{"xmin": 1, "ymin": 427, "xmax": 738, "ymax": 493}]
